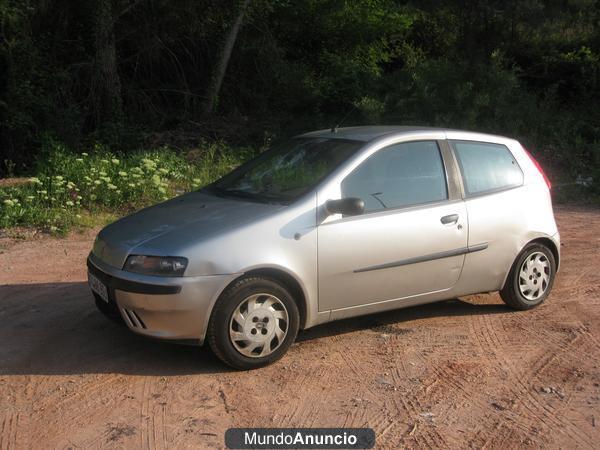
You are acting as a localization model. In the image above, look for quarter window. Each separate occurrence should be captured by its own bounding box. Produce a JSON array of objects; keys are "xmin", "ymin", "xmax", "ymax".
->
[
  {"xmin": 452, "ymin": 141, "xmax": 523, "ymax": 195},
  {"xmin": 341, "ymin": 141, "xmax": 448, "ymax": 213}
]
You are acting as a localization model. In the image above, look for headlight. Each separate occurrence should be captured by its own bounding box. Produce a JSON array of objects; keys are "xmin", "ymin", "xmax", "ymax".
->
[{"xmin": 123, "ymin": 255, "xmax": 188, "ymax": 277}]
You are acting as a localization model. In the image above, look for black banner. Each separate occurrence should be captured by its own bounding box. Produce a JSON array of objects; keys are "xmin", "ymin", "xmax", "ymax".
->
[{"xmin": 225, "ymin": 428, "xmax": 376, "ymax": 449}]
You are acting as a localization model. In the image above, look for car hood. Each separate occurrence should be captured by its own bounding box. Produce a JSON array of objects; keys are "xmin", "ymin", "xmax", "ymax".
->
[{"xmin": 93, "ymin": 191, "xmax": 283, "ymax": 269}]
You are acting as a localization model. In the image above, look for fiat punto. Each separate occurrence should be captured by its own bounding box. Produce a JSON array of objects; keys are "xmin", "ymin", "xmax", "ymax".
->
[{"xmin": 88, "ymin": 126, "xmax": 560, "ymax": 369}]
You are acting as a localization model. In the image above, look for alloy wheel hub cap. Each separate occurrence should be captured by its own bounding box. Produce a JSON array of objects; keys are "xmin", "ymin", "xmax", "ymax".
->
[
  {"xmin": 229, "ymin": 294, "xmax": 289, "ymax": 358},
  {"xmin": 518, "ymin": 252, "xmax": 550, "ymax": 301}
]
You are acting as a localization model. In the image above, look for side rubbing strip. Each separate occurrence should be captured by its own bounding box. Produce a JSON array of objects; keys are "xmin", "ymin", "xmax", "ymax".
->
[
  {"xmin": 467, "ymin": 242, "xmax": 488, "ymax": 253},
  {"xmin": 354, "ymin": 242, "xmax": 488, "ymax": 273}
]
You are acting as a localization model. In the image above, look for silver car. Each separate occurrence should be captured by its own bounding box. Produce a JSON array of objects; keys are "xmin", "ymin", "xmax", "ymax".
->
[{"xmin": 88, "ymin": 126, "xmax": 560, "ymax": 369}]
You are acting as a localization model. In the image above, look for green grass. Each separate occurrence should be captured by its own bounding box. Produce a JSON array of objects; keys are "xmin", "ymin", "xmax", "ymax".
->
[{"xmin": 0, "ymin": 142, "xmax": 251, "ymax": 234}]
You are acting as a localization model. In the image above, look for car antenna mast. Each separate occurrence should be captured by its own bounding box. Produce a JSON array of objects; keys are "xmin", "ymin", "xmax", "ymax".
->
[{"xmin": 331, "ymin": 103, "xmax": 358, "ymax": 133}]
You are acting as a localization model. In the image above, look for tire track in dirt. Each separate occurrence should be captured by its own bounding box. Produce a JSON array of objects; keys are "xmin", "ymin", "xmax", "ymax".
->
[
  {"xmin": 465, "ymin": 314, "xmax": 553, "ymax": 446},
  {"xmin": 75, "ymin": 422, "xmax": 128, "ymax": 449},
  {"xmin": 478, "ymin": 420, "xmax": 514, "ymax": 450},
  {"xmin": 420, "ymin": 360, "xmax": 506, "ymax": 447},
  {"xmin": 139, "ymin": 376, "xmax": 168, "ymax": 450},
  {"xmin": 22, "ymin": 374, "xmax": 135, "ymax": 448},
  {"xmin": 384, "ymin": 327, "xmax": 492, "ymax": 447},
  {"xmin": 341, "ymin": 352, "xmax": 384, "ymax": 408},
  {"xmin": 35, "ymin": 373, "xmax": 132, "ymax": 447},
  {"xmin": 271, "ymin": 374, "xmax": 309, "ymax": 427},
  {"xmin": 559, "ymin": 258, "xmax": 599, "ymax": 292},
  {"xmin": 146, "ymin": 379, "xmax": 161, "ymax": 449},
  {"xmin": 274, "ymin": 356, "xmax": 340, "ymax": 428},
  {"xmin": 528, "ymin": 329, "xmax": 583, "ymax": 377},
  {"xmin": 493, "ymin": 308, "xmax": 590, "ymax": 380},
  {"xmin": 508, "ymin": 314, "xmax": 580, "ymax": 352},
  {"xmin": 337, "ymin": 342, "xmax": 407, "ymax": 444},
  {"xmin": 475, "ymin": 312, "xmax": 596, "ymax": 448},
  {"xmin": 521, "ymin": 325, "xmax": 597, "ymax": 443},
  {"xmin": 390, "ymin": 394, "xmax": 448, "ymax": 449},
  {"xmin": 158, "ymin": 376, "xmax": 231, "ymax": 448},
  {"xmin": 381, "ymin": 345, "xmax": 453, "ymax": 449},
  {"xmin": 31, "ymin": 374, "xmax": 126, "ymax": 427},
  {"xmin": 421, "ymin": 324, "xmax": 498, "ymax": 413},
  {"xmin": 46, "ymin": 374, "xmax": 124, "ymax": 407},
  {"xmin": 0, "ymin": 411, "xmax": 18, "ymax": 450}
]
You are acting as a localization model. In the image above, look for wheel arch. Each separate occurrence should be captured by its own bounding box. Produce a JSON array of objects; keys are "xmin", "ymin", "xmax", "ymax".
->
[
  {"xmin": 501, "ymin": 236, "xmax": 560, "ymax": 290},
  {"xmin": 528, "ymin": 237, "xmax": 560, "ymax": 271},
  {"xmin": 216, "ymin": 266, "xmax": 309, "ymax": 330}
]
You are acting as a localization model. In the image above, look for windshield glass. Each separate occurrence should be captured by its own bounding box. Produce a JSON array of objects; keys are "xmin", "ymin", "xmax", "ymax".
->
[{"xmin": 207, "ymin": 138, "xmax": 363, "ymax": 203}]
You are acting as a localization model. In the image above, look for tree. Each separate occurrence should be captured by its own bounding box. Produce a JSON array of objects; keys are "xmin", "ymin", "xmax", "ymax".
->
[
  {"xmin": 92, "ymin": 0, "xmax": 123, "ymax": 126},
  {"xmin": 202, "ymin": 0, "xmax": 251, "ymax": 115}
]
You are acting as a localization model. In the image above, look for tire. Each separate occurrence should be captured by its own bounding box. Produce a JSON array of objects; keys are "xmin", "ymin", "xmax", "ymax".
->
[
  {"xmin": 207, "ymin": 276, "xmax": 300, "ymax": 370},
  {"xmin": 500, "ymin": 243, "xmax": 556, "ymax": 310}
]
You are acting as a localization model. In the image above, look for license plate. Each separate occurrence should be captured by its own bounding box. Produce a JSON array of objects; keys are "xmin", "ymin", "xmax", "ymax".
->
[{"xmin": 88, "ymin": 272, "xmax": 109, "ymax": 303}]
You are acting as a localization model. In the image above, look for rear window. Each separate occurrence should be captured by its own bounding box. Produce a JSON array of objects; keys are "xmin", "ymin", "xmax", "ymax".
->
[{"xmin": 452, "ymin": 141, "xmax": 523, "ymax": 195}]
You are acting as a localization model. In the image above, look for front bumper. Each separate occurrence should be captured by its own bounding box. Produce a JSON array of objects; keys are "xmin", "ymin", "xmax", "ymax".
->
[{"xmin": 87, "ymin": 253, "xmax": 237, "ymax": 344}]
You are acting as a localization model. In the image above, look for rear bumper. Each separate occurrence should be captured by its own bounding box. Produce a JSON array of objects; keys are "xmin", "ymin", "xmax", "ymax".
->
[
  {"xmin": 551, "ymin": 231, "xmax": 561, "ymax": 272},
  {"xmin": 87, "ymin": 253, "xmax": 237, "ymax": 344}
]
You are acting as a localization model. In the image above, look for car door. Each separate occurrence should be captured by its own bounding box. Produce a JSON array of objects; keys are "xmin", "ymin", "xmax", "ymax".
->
[{"xmin": 317, "ymin": 139, "xmax": 468, "ymax": 312}]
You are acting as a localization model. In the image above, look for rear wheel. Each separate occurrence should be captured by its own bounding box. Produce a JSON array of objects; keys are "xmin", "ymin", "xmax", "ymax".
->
[
  {"xmin": 208, "ymin": 276, "xmax": 299, "ymax": 370},
  {"xmin": 500, "ymin": 243, "xmax": 556, "ymax": 310}
]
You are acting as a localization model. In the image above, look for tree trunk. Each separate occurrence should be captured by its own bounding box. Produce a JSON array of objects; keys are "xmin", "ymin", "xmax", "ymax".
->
[
  {"xmin": 202, "ymin": 0, "xmax": 251, "ymax": 115},
  {"xmin": 92, "ymin": 0, "xmax": 123, "ymax": 126}
]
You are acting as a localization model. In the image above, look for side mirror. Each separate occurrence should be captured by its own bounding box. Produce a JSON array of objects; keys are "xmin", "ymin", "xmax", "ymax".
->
[{"xmin": 325, "ymin": 197, "xmax": 365, "ymax": 217}]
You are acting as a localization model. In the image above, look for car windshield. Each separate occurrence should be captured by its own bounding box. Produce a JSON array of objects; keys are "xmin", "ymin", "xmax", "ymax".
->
[{"xmin": 206, "ymin": 137, "xmax": 363, "ymax": 204}]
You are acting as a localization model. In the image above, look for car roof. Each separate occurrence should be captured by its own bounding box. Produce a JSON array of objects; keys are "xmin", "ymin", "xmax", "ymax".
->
[{"xmin": 297, "ymin": 125, "xmax": 511, "ymax": 143}]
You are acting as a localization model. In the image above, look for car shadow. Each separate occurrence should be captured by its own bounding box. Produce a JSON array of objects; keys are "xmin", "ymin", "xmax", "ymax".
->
[
  {"xmin": 297, "ymin": 299, "xmax": 510, "ymax": 342},
  {"xmin": 0, "ymin": 281, "xmax": 510, "ymax": 376},
  {"xmin": 0, "ymin": 282, "xmax": 228, "ymax": 376}
]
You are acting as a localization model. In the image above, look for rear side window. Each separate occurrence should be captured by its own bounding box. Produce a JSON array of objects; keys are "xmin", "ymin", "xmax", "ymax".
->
[
  {"xmin": 452, "ymin": 141, "xmax": 523, "ymax": 196},
  {"xmin": 341, "ymin": 140, "xmax": 448, "ymax": 213}
]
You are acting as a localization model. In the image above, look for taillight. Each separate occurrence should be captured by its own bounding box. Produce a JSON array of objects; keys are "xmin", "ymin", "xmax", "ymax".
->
[{"xmin": 524, "ymin": 148, "xmax": 552, "ymax": 190}]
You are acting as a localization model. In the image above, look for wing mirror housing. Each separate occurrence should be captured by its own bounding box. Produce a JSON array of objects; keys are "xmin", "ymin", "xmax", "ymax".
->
[{"xmin": 325, "ymin": 197, "xmax": 365, "ymax": 217}]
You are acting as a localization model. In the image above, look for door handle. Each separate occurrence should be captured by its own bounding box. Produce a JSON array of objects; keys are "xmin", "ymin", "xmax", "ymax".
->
[{"xmin": 441, "ymin": 214, "xmax": 459, "ymax": 225}]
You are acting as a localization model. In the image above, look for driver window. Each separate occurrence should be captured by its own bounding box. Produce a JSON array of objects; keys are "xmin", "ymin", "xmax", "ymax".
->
[{"xmin": 341, "ymin": 140, "xmax": 448, "ymax": 213}]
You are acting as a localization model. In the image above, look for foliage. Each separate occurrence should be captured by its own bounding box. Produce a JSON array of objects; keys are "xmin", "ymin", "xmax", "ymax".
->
[
  {"xmin": 0, "ymin": 141, "xmax": 249, "ymax": 233},
  {"xmin": 0, "ymin": 0, "xmax": 599, "ymax": 187}
]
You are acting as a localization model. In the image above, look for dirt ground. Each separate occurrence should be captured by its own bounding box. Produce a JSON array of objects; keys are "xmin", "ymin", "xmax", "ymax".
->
[{"xmin": 0, "ymin": 206, "xmax": 599, "ymax": 449}]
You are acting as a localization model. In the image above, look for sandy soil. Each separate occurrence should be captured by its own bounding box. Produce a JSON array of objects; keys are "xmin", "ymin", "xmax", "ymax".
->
[{"xmin": 0, "ymin": 206, "xmax": 599, "ymax": 449}]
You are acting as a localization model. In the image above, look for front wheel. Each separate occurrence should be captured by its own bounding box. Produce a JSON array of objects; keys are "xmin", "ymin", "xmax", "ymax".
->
[
  {"xmin": 207, "ymin": 276, "xmax": 300, "ymax": 370},
  {"xmin": 500, "ymin": 243, "xmax": 556, "ymax": 310}
]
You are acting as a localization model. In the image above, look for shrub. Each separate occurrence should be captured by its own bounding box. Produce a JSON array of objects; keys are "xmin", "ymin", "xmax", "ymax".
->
[{"xmin": 0, "ymin": 141, "xmax": 249, "ymax": 233}]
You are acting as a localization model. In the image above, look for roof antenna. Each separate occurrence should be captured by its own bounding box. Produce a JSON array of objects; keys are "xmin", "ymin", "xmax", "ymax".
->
[{"xmin": 331, "ymin": 102, "xmax": 358, "ymax": 133}]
